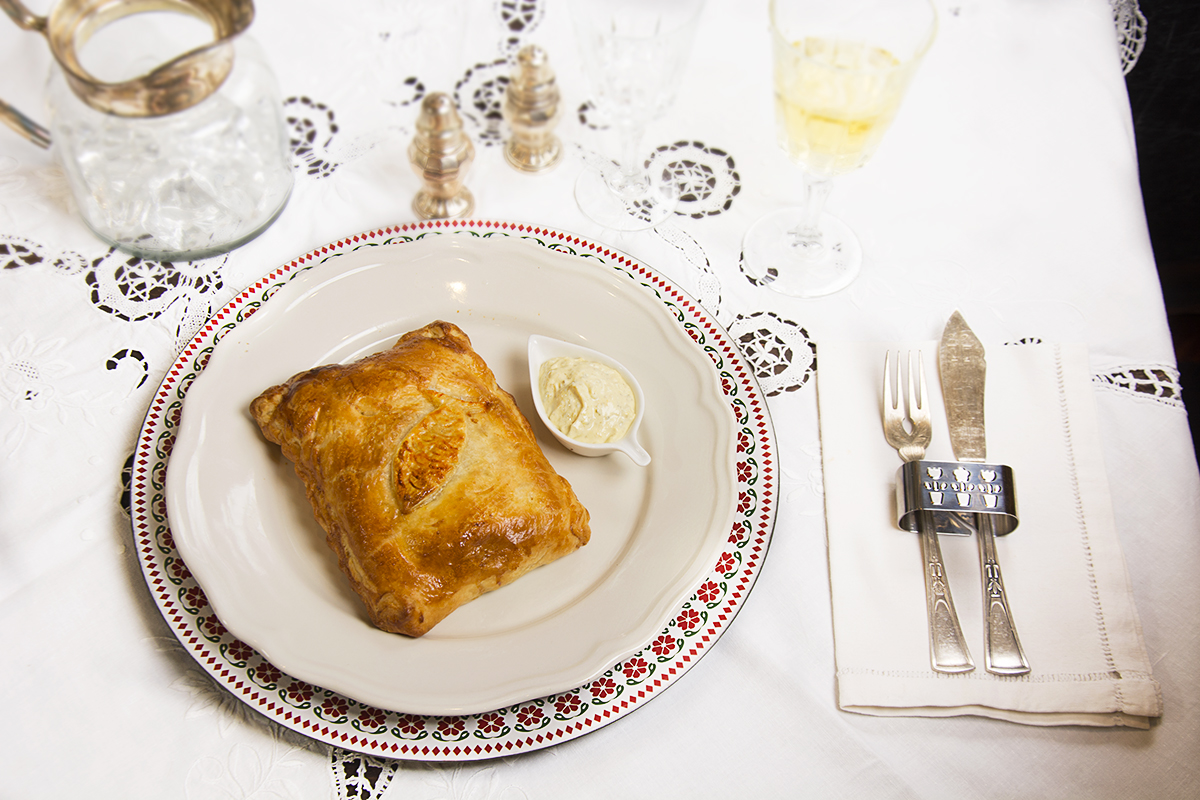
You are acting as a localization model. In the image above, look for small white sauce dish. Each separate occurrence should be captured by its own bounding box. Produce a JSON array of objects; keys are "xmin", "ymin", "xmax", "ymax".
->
[{"xmin": 527, "ymin": 335, "xmax": 650, "ymax": 467}]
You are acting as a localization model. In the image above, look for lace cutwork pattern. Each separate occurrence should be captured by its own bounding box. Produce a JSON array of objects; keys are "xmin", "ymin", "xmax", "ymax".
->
[
  {"xmin": 1110, "ymin": 0, "xmax": 1147, "ymax": 74},
  {"xmin": 1093, "ymin": 365, "xmax": 1183, "ymax": 408},
  {"xmin": 331, "ymin": 749, "xmax": 400, "ymax": 799},
  {"xmin": 495, "ymin": 0, "xmax": 545, "ymax": 55},
  {"xmin": 286, "ymin": 96, "xmax": 342, "ymax": 178},
  {"xmin": 0, "ymin": 235, "xmax": 88, "ymax": 275},
  {"xmin": 728, "ymin": 311, "xmax": 817, "ymax": 396},
  {"xmin": 648, "ymin": 141, "xmax": 742, "ymax": 219}
]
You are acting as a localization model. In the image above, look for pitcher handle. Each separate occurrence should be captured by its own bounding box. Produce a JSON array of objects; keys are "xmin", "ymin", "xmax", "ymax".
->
[
  {"xmin": 0, "ymin": 0, "xmax": 51, "ymax": 146},
  {"xmin": 0, "ymin": 99, "xmax": 51, "ymax": 147},
  {"xmin": 1, "ymin": 0, "xmax": 47, "ymax": 32}
]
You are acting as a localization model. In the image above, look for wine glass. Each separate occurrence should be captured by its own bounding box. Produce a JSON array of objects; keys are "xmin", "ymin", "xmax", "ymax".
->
[
  {"xmin": 570, "ymin": 0, "xmax": 706, "ymax": 231},
  {"xmin": 743, "ymin": 0, "xmax": 937, "ymax": 296}
]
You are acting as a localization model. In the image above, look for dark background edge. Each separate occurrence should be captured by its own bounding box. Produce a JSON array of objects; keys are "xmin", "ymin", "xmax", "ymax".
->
[{"xmin": 1125, "ymin": 0, "xmax": 1200, "ymax": 456}]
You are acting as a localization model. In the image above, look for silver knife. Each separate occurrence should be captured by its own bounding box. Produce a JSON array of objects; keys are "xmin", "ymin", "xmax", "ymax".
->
[{"xmin": 938, "ymin": 311, "xmax": 1030, "ymax": 675}]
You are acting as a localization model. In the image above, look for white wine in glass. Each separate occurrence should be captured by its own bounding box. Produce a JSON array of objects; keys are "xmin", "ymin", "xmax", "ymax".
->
[{"xmin": 743, "ymin": 0, "xmax": 937, "ymax": 297}]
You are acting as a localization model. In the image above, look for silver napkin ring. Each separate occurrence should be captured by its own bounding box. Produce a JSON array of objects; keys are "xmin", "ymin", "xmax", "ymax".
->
[{"xmin": 896, "ymin": 460, "xmax": 1018, "ymax": 536}]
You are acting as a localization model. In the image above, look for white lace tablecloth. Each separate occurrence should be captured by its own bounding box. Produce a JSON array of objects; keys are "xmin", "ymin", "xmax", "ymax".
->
[{"xmin": 3, "ymin": 0, "xmax": 1197, "ymax": 797}]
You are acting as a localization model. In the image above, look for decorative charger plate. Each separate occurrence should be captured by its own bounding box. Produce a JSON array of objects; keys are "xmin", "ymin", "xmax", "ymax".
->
[{"xmin": 131, "ymin": 220, "xmax": 777, "ymax": 760}]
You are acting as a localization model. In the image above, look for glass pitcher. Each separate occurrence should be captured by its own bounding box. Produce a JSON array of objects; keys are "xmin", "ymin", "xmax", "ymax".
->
[{"xmin": 0, "ymin": 0, "xmax": 293, "ymax": 261}]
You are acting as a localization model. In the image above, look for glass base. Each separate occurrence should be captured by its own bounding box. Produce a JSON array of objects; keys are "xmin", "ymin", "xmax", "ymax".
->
[
  {"xmin": 574, "ymin": 165, "xmax": 677, "ymax": 232},
  {"xmin": 83, "ymin": 184, "xmax": 293, "ymax": 263},
  {"xmin": 742, "ymin": 207, "xmax": 863, "ymax": 297}
]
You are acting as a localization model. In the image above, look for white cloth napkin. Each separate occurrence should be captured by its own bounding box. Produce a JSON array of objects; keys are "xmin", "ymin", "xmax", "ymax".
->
[{"xmin": 817, "ymin": 339, "xmax": 1162, "ymax": 727}]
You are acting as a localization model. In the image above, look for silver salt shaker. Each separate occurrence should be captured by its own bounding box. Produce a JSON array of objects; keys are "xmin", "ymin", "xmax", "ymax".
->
[
  {"xmin": 502, "ymin": 44, "xmax": 563, "ymax": 173},
  {"xmin": 409, "ymin": 92, "xmax": 475, "ymax": 219}
]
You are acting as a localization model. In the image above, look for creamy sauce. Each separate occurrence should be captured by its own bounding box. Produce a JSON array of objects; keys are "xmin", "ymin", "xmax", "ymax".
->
[{"xmin": 538, "ymin": 357, "xmax": 636, "ymax": 444}]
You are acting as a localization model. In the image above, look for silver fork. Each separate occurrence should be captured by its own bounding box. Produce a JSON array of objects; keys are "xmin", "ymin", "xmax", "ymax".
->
[{"xmin": 883, "ymin": 351, "xmax": 975, "ymax": 674}]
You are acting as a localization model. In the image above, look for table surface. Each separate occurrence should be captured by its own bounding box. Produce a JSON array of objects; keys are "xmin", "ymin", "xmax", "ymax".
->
[{"xmin": 3, "ymin": 0, "xmax": 1198, "ymax": 797}]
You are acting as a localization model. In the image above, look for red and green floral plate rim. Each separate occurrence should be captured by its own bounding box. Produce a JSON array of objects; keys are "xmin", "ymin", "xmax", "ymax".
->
[{"xmin": 130, "ymin": 220, "xmax": 777, "ymax": 761}]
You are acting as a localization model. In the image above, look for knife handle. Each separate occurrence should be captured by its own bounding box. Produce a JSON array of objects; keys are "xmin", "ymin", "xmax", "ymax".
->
[
  {"xmin": 977, "ymin": 514, "xmax": 1030, "ymax": 675},
  {"xmin": 917, "ymin": 510, "xmax": 974, "ymax": 673}
]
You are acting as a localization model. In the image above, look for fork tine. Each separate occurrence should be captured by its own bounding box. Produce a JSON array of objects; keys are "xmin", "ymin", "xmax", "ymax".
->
[
  {"xmin": 884, "ymin": 351, "xmax": 904, "ymax": 433},
  {"xmin": 912, "ymin": 351, "xmax": 930, "ymax": 427},
  {"xmin": 884, "ymin": 351, "xmax": 894, "ymax": 411},
  {"xmin": 905, "ymin": 351, "xmax": 923, "ymax": 416},
  {"xmin": 902, "ymin": 350, "xmax": 913, "ymax": 415}
]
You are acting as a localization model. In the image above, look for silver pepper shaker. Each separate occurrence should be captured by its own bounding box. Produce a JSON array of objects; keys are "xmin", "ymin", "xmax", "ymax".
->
[
  {"xmin": 502, "ymin": 44, "xmax": 563, "ymax": 173},
  {"xmin": 409, "ymin": 92, "xmax": 475, "ymax": 219}
]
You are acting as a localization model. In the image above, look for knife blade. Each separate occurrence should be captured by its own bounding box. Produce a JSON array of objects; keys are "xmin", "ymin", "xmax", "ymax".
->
[{"xmin": 938, "ymin": 311, "xmax": 1030, "ymax": 675}]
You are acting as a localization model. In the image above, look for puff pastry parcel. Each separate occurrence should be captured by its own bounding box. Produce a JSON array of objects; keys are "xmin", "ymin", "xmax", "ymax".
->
[{"xmin": 249, "ymin": 320, "xmax": 590, "ymax": 637}]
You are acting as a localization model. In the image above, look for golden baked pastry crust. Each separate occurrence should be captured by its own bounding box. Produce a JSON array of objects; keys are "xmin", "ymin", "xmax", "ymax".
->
[{"xmin": 249, "ymin": 320, "xmax": 591, "ymax": 637}]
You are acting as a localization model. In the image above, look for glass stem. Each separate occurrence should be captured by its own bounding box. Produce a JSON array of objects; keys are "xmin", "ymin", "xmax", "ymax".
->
[
  {"xmin": 610, "ymin": 124, "xmax": 649, "ymax": 198},
  {"xmin": 788, "ymin": 174, "xmax": 833, "ymax": 254}
]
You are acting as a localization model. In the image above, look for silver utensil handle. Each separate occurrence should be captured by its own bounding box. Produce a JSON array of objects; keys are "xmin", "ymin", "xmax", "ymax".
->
[
  {"xmin": 978, "ymin": 514, "xmax": 1030, "ymax": 675},
  {"xmin": 918, "ymin": 511, "xmax": 974, "ymax": 673}
]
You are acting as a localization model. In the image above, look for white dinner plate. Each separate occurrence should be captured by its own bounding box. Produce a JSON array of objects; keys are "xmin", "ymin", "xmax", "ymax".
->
[
  {"xmin": 167, "ymin": 231, "xmax": 736, "ymax": 715},
  {"xmin": 132, "ymin": 221, "xmax": 777, "ymax": 758}
]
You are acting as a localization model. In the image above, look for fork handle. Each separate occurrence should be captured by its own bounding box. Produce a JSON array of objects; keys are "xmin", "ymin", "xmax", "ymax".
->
[
  {"xmin": 978, "ymin": 514, "xmax": 1030, "ymax": 675},
  {"xmin": 918, "ymin": 511, "xmax": 974, "ymax": 673}
]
